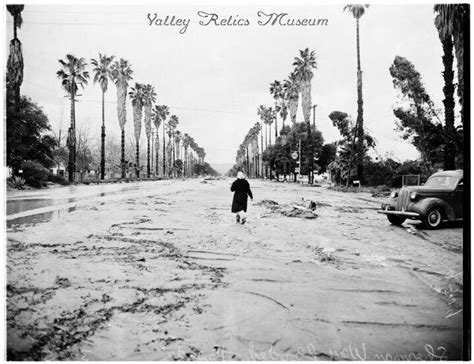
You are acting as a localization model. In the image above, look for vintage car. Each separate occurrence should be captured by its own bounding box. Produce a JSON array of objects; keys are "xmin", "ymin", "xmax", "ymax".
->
[{"xmin": 378, "ymin": 170, "xmax": 463, "ymax": 229}]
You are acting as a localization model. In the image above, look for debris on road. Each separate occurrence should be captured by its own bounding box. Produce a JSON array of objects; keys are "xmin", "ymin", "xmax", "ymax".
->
[
  {"xmin": 313, "ymin": 246, "xmax": 337, "ymax": 263},
  {"xmin": 256, "ymin": 199, "xmax": 279, "ymax": 209},
  {"xmin": 283, "ymin": 206, "xmax": 318, "ymax": 219},
  {"xmin": 257, "ymin": 199, "xmax": 318, "ymax": 219}
]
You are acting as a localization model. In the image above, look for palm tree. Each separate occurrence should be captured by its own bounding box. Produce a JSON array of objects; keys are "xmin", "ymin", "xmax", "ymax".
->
[
  {"xmin": 434, "ymin": 5, "xmax": 467, "ymax": 169},
  {"xmin": 7, "ymin": 5, "xmax": 24, "ymax": 110},
  {"xmin": 434, "ymin": 7, "xmax": 455, "ymax": 170},
  {"xmin": 182, "ymin": 133, "xmax": 190, "ymax": 177},
  {"xmin": 293, "ymin": 48, "xmax": 317, "ymax": 184},
  {"xmin": 344, "ymin": 4, "xmax": 369, "ymax": 182},
  {"xmin": 167, "ymin": 115, "xmax": 179, "ymax": 177},
  {"xmin": 174, "ymin": 131, "xmax": 182, "ymax": 176},
  {"xmin": 284, "ymin": 72, "xmax": 300, "ymax": 124},
  {"xmin": 268, "ymin": 107, "xmax": 276, "ymax": 145},
  {"xmin": 269, "ymin": 80, "xmax": 283, "ymax": 138},
  {"xmin": 129, "ymin": 83, "xmax": 145, "ymax": 178},
  {"xmin": 91, "ymin": 53, "xmax": 114, "ymax": 180},
  {"xmin": 433, "ymin": 5, "xmax": 468, "ymax": 126},
  {"xmin": 257, "ymin": 106, "xmax": 267, "ymax": 148},
  {"xmin": 111, "ymin": 58, "xmax": 133, "ymax": 178},
  {"xmin": 57, "ymin": 54, "xmax": 89, "ymax": 182},
  {"xmin": 142, "ymin": 84, "xmax": 157, "ymax": 177},
  {"xmin": 279, "ymin": 100, "xmax": 288, "ymax": 131},
  {"xmin": 152, "ymin": 105, "xmax": 169, "ymax": 176}
]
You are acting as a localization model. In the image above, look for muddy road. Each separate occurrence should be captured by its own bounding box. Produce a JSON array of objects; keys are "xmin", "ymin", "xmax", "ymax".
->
[{"xmin": 6, "ymin": 178, "xmax": 464, "ymax": 360}]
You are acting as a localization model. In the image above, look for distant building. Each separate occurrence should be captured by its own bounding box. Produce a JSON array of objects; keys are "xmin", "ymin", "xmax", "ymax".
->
[{"xmin": 50, "ymin": 162, "xmax": 66, "ymax": 177}]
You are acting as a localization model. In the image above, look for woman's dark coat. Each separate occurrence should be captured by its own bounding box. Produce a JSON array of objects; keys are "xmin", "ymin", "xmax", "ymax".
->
[{"xmin": 231, "ymin": 179, "xmax": 253, "ymax": 213}]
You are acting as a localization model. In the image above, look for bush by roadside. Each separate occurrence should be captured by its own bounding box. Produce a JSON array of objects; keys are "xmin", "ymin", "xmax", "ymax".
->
[
  {"xmin": 7, "ymin": 176, "xmax": 26, "ymax": 190},
  {"xmin": 20, "ymin": 160, "xmax": 50, "ymax": 188}
]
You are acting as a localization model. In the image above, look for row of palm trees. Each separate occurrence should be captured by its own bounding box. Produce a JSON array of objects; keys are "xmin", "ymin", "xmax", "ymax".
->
[
  {"xmin": 250, "ymin": 5, "xmax": 370, "ymax": 183},
  {"xmin": 56, "ymin": 53, "xmax": 207, "ymax": 182},
  {"xmin": 244, "ymin": 48, "xmax": 317, "ymax": 182},
  {"xmin": 235, "ymin": 123, "xmax": 262, "ymax": 178},
  {"xmin": 234, "ymin": 6, "xmax": 367, "ymax": 182}
]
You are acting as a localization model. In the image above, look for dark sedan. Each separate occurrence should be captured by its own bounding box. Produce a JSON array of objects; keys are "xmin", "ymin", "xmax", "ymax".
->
[{"xmin": 378, "ymin": 170, "xmax": 463, "ymax": 229}]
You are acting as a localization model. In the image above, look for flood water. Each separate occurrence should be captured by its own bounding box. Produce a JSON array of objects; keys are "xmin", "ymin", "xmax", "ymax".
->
[
  {"xmin": 5, "ymin": 181, "xmax": 164, "ymax": 228},
  {"xmin": 7, "ymin": 207, "xmax": 77, "ymax": 228}
]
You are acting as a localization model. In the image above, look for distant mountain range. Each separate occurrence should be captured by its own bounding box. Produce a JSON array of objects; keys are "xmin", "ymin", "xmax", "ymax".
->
[{"xmin": 209, "ymin": 163, "xmax": 234, "ymax": 176}]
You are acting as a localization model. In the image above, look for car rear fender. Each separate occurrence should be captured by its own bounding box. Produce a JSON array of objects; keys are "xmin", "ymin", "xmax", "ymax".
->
[{"xmin": 414, "ymin": 197, "xmax": 456, "ymax": 221}]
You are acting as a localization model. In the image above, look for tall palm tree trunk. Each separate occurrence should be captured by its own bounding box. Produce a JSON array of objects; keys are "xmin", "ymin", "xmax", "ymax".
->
[
  {"xmin": 301, "ymin": 79, "xmax": 313, "ymax": 184},
  {"xmin": 183, "ymin": 149, "xmax": 187, "ymax": 177},
  {"xmin": 274, "ymin": 106, "xmax": 278, "ymax": 140},
  {"xmin": 172, "ymin": 137, "xmax": 176, "ymax": 177},
  {"xmin": 100, "ymin": 91, "xmax": 106, "ymax": 180},
  {"xmin": 10, "ymin": 15, "xmax": 23, "ymax": 111},
  {"xmin": 68, "ymin": 88, "xmax": 76, "ymax": 182},
  {"xmin": 147, "ymin": 137, "xmax": 150, "ymax": 178},
  {"xmin": 265, "ymin": 123, "xmax": 268, "ymax": 148},
  {"xmin": 260, "ymin": 129, "xmax": 263, "ymax": 178},
  {"xmin": 441, "ymin": 36, "xmax": 456, "ymax": 170},
  {"xmin": 246, "ymin": 146, "xmax": 250, "ymax": 176},
  {"xmin": 155, "ymin": 135, "xmax": 159, "ymax": 176},
  {"xmin": 162, "ymin": 124, "xmax": 166, "ymax": 177},
  {"xmin": 356, "ymin": 17, "xmax": 365, "ymax": 183},
  {"xmin": 136, "ymin": 141, "xmax": 140, "ymax": 178},
  {"xmin": 121, "ymin": 129, "xmax": 125, "ymax": 178}
]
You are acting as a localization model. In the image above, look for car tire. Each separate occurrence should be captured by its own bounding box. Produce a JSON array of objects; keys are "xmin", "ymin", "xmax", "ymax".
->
[
  {"xmin": 387, "ymin": 215, "xmax": 406, "ymax": 226},
  {"xmin": 423, "ymin": 207, "xmax": 443, "ymax": 229}
]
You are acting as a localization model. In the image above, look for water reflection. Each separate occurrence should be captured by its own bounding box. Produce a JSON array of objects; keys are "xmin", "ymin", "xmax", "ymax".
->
[
  {"xmin": 7, "ymin": 198, "xmax": 76, "ymax": 215},
  {"xmin": 7, "ymin": 206, "xmax": 77, "ymax": 228}
]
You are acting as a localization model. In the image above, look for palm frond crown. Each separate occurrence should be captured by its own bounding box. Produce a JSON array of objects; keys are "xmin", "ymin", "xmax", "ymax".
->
[
  {"xmin": 292, "ymin": 48, "xmax": 317, "ymax": 83},
  {"xmin": 57, "ymin": 54, "xmax": 90, "ymax": 96},
  {"xmin": 91, "ymin": 53, "xmax": 115, "ymax": 93},
  {"xmin": 343, "ymin": 4, "xmax": 369, "ymax": 19}
]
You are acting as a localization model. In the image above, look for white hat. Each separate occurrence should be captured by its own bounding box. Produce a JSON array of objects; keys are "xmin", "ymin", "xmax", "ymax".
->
[{"xmin": 237, "ymin": 171, "xmax": 245, "ymax": 179}]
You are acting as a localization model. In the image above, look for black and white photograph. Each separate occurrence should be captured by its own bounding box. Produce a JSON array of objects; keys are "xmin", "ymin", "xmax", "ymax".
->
[{"xmin": 3, "ymin": 0, "xmax": 470, "ymax": 360}]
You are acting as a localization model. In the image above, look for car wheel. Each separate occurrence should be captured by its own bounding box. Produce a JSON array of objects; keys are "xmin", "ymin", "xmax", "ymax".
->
[
  {"xmin": 423, "ymin": 207, "xmax": 443, "ymax": 229},
  {"xmin": 387, "ymin": 215, "xmax": 406, "ymax": 226}
]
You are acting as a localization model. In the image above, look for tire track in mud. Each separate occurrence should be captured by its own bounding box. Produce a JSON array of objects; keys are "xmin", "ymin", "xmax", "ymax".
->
[{"xmin": 7, "ymin": 215, "xmax": 228, "ymax": 361}]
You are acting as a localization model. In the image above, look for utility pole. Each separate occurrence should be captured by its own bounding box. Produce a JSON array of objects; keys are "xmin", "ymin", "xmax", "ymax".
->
[
  {"xmin": 312, "ymin": 104, "xmax": 317, "ymax": 129},
  {"xmin": 310, "ymin": 104, "xmax": 317, "ymax": 184},
  {"xmin": 298, "ymin": 139, "xmax": 301, "ymax": 183}
]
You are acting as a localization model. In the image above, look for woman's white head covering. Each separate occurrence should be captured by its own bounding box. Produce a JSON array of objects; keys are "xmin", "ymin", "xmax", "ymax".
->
[{"xmin": 237, "ymin": 171, "xmax": 245, "ymax": 179}]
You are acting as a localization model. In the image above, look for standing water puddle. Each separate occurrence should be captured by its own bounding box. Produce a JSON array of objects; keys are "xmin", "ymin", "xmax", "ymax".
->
[{"xmin": 7, "ymin": 206, "xmax": 77, "ymax": 228}]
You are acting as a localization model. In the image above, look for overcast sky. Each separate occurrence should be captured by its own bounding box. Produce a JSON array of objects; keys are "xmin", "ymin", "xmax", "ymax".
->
[{"xmin": 5, "ymin": 2, "xmax": 455, "ymax": 166}]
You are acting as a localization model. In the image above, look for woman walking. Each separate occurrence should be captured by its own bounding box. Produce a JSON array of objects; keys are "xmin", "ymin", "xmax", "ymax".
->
[{"xmin": 231, "ymin": 171, "xmax": 253, "ymax": 224}]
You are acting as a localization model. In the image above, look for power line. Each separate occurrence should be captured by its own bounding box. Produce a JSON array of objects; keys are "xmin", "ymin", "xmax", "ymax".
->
[
  {"xmin": 6, "ymin": 20, "xmax": 143, "ymax": 26},
  {"xmin": 23, "ymin": 9, "xmax": 144, "ymax": 15},
  {"xmin": 23, "ymin": 91, "xmax": 253, "ymax": 117},
  {"xmin": 365, "ymin": 125, "xmax": 400, "ymax": 143},
  {"xmin": 23, "ymin": 80, "xmax": 252, "ymax": 115}
]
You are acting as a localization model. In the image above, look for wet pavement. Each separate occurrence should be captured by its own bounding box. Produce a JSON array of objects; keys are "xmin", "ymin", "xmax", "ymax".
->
[{"xmin": 6, "ymin": 181, "xmax": 174, "ymax": 228}]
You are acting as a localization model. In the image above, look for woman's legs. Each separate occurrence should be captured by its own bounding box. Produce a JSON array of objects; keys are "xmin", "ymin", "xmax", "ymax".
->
[{"xmin": 239, "ymin": 210, "xmax": 247, "ymax": 224}]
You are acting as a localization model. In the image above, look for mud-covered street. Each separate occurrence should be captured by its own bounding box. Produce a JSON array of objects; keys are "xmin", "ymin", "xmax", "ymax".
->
[{"xmin": 6, "ymin": 178, "xmax": 464, "ymax": 360}]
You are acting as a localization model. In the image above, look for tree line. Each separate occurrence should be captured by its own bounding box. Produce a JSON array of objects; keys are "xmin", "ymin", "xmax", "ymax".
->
[
  {"xmin": 228, "ymin": 4, "xmax": 467, "ymax": 186},
  {"xmin": 6, "ymin": 5, "xmax": 215, "ymax": 186}
]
